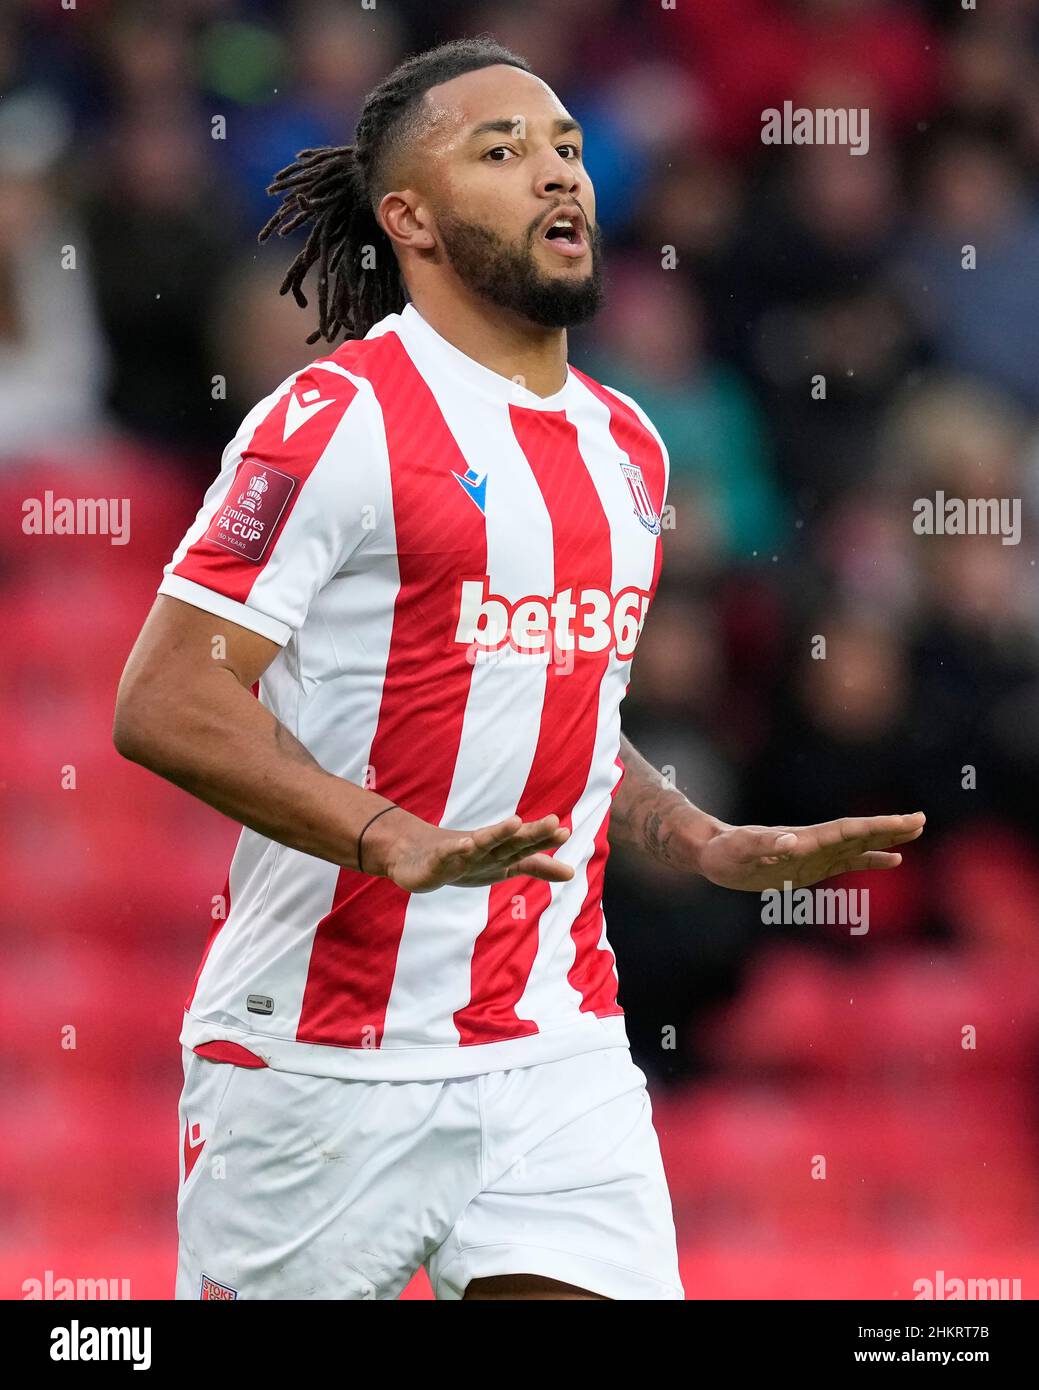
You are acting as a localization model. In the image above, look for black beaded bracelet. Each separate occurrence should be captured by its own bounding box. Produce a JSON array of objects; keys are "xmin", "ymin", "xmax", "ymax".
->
[{"xmin": 357, "ymin": 804, "xmax": 400, "ymax": 875}]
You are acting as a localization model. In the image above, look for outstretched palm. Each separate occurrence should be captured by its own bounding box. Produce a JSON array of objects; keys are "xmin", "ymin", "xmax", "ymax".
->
[
  {"xmin": 697, "ymin": 813, "xmax": 926, "ymax": 892},
  {"xmin": 387, "ymin": 813, "xmax": 575, "ymax": 893}
]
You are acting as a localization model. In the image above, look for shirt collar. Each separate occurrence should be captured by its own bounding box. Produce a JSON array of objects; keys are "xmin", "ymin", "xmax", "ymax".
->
[{"xmin": 393, "ymin": 302, "xmax": 577, "ymax": 411}]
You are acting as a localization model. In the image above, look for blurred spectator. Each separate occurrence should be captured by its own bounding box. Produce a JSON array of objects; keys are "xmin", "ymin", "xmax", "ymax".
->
[
  {"xmin": 0, "ymin": 89, "xmax": 108, "ymax": 459},
  {"xmin": 215, "ymin": 0, "xmax": 406, "ymax": 226},
  {"xmin": 716, "ymin": 139, "xmax": 926, "ymax": 512},
  {"xmin": 81, "ymin": 110, "xmax": 236, "ymax": 454},
  {"xmin": 896, "ymin": 124, "xmax": 1039, "ymax": 410}
]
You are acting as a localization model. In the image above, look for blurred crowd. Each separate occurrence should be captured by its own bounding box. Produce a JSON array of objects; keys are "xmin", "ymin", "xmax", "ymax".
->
[{"xmin": 3, "ymin": 0, "xmax": 1039, "ymax": 1093}]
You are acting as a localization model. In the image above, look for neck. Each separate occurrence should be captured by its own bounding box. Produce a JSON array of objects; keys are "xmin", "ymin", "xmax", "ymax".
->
[{"xmin": 407, "ymin": 285, "xmax": 569, "ymax": 398}]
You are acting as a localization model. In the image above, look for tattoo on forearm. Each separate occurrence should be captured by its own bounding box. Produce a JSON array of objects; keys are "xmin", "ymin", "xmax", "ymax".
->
[
  {"xmin": 610, "ymin": 736, "xmax": 694, "ymax": 867},
  {"xmin": 642, "ymin": 810, "xmax": 677, "ymax": 865}
]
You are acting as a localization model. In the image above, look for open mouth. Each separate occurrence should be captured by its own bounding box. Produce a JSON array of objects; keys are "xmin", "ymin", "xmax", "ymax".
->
[{"xmin": 540, "ymin": 209, "xmax": 589, "ymax": 259}]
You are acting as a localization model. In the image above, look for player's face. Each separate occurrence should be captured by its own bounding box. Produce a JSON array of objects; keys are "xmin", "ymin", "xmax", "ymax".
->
[{"xmin": 416, "ymin": 65, "xmax": 603, "ymax": 328}]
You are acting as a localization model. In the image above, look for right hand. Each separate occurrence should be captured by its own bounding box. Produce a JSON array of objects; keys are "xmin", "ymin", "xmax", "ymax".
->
[{"xmin": 365, "ymin": 810, "xmax": 575, "ymax": 893}]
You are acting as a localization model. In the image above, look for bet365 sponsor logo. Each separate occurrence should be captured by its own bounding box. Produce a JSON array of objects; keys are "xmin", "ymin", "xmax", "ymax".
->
[
  {"xmin": 455, "ymin": 576, "xmax": 652, "ymax": 662},
  {"xmin": 206, "ymin": 460, "xmax": 296, "ymax": 562}
]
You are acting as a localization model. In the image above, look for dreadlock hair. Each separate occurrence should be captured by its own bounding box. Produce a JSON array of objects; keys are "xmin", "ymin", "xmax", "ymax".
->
[{"xmin": 258, "ymin": 38, "xmax": 534, "ymax": 345}]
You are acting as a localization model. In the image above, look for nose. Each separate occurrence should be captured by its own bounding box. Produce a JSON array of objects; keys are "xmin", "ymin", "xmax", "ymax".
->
[{"xmin": 534, "ymin": 151, "xmax": 582, "ymax": 202}]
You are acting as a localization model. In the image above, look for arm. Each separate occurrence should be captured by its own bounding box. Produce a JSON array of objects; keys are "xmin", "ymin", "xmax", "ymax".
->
[
  {"xmin": 113, "ymin": 595, "xmax": 574, "ymax": 891},
  {"xmin": 609, "ymin": 733, "xmax": 724, "ymax": 871},
  {"xmin": 610, "ymin": 733, "xmax": 925, "ymax": 889}
]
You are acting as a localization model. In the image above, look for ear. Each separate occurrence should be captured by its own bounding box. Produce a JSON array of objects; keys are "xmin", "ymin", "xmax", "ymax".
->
[{"xmin": 378, "ymin": 191, "xmax": 436, "ymax": 252}]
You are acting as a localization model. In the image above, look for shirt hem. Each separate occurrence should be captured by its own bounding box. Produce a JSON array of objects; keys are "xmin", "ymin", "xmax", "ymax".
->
[
  {"xmin": 157, "ymin": 574, "xmax": 292, "ymax": 646},
  {"xmin": 179, "ymin": 1009, "xmax": 630, "ymax": 1081}
]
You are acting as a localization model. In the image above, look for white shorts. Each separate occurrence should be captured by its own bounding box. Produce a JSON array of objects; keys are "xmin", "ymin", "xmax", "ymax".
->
[{"xmin": 175, "ymin": 1043, "xmax": 684, "ymax": 1301}]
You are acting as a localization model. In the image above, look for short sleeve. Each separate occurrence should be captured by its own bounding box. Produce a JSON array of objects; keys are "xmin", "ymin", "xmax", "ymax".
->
[{"xmin": 158, "ymin": 364, "xmax": 386, "ymax": 646}]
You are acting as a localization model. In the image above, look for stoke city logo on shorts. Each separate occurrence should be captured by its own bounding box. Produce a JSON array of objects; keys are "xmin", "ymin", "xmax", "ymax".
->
[{"xmin": 199, "ymin": 1273, "xmax": 238, "ymax": 1300}]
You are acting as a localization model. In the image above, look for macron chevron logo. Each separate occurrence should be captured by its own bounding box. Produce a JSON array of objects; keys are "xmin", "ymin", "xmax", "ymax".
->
[
  {"xmin": 183, "ymin": 1119, "xmax": 206, "ymax": 1183},
  {"xmin": 283, "ymin": 388, "xmax": 333, "ymax": 440},
  {"xmin": 452, "ymin": 466, "xmax": 487, "ymax": 515}
]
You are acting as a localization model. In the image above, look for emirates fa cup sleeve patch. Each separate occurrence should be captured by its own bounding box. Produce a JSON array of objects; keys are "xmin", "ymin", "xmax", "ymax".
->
[{"xmin": 206, "ymin": 461, "xmax": 297, "ymax": 562}]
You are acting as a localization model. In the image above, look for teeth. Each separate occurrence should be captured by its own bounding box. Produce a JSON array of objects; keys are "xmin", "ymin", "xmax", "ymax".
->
[{"xmin": 544, "ymin": 213, "xmax": 581, "ymax": 245}]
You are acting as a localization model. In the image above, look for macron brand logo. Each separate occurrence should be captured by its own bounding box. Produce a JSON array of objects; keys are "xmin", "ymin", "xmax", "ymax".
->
[
  {"xmin": 455, "ymin": 576, "xmax": 651, "ymax": 660},
  {"xmin": 453, "ymin": 465, "xmax": 488, "ymax": 515},
  {"xmin": 206, "ymin": 461, "xmax": 296, "ymax": 562},
  {"xmin": 283, "ymin": 387, "xmax": 333, "ymax": 440},
  {"xmin": 183, "ymin": 1119, "xmax": 205, "ymax": 1183}
]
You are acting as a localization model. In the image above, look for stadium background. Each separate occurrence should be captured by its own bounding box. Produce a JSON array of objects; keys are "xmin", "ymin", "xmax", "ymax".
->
[{"xmin": 3, "ymin": 0, "xmax": 1039, "ymax": 1300}]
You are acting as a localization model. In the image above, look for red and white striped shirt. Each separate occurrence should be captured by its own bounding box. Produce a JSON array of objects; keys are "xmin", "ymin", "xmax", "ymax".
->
[{"xmin": 160, "ymin": 303, "xmax": 669, "ymax": 1079}]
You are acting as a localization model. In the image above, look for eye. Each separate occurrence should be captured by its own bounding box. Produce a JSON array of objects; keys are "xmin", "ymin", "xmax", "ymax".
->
[
  {"xmin": 557, "ymin": 143, "xmax": 582, "ymax": 160},
  {"xmin": 483, "ymin": 146, "xmax": 517, "ymax": 162}
]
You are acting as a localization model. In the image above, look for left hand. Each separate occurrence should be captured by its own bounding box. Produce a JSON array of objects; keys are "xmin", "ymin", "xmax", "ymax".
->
[{"xmin": 693, "ymin": 812, "xmax": 926, "ymax": 892}]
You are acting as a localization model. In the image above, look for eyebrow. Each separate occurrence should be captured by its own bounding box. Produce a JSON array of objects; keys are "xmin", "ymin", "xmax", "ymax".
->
[{"xmin": 468, "ymin": 117, "xmax": 584, "ymax": 141}]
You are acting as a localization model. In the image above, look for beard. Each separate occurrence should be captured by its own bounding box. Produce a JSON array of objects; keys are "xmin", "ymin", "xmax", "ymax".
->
[{"xmin": 435, "ymin": 208, "xmax": 605, "ymax": 328}]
